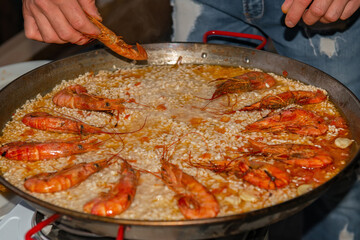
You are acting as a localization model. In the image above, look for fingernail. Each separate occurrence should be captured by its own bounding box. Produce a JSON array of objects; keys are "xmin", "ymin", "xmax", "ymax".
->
[
  {"xmin": 286, "ymin": 19, "xmax": 295, "ymax": 28},
  {"xmin": 74, "ymin": 37, "xmax": 89, "ymax": 45},
  {"xmin": 281, "ymin": 1, "xmax": 290, "ymax": 14},
  {"xmin": 281, "ymin": 5, "xmax": 288, "ymax": 14}
]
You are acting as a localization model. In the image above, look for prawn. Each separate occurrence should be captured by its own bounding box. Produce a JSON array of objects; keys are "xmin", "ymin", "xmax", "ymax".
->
[
  {"xmin": 22, "ymin": 111, "xmax": 146, "ymax": 135},
  {"xmin": 238, "ymin": 90, "xmax": 327, "ymax": 111},
  {"xmin": 24, "ymin": 157, "xmax": 114, "ymax": 193},
  {"xmin": 155, "ymin": 140, "xmax": 219, "ymax": 219},
  {"xmin": 247, "ymin": 139, "xmax": 333, "ymax": 169},
  {"xmin": 244, "ymin": 107, "xmax": 328, "ymax": 136},
  {"xmin": 52, "ymin": 84, "xmax": 126, "ymax": 113},
  {"xmin": 243, "ymin": 163, "xmax": 290, "ymax": 190},
  {"xmin": 0, "ymin": 138, "xmax": 101, "ymax": 161},
  {"xmin": 209, "ymin": 71, "xmax": 276, "ymax": 101},
  {"xmin": 160, "ymin": 159, "xmax": 220, "ymax": 219},
  {"xmin": 86, "ymin": 14, "xmax": 148, "ymax": 60},
  {"xmin": 83, "ymin": 160, "xmax": 139, "ymax": 217},
  {"xmin": 189, "ymin": 158, "xmax": 290, "ymax": 190}
]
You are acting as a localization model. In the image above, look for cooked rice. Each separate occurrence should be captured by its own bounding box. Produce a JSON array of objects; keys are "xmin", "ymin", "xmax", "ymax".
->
[{"xmin": 0, "ymin": 64, "xmax": 352, "ymax": 220}]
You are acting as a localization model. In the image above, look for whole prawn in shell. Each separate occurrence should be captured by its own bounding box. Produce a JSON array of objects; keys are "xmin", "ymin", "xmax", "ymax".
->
[
  {"xmin": 189, "ymin": 158, "xmax": 290, "ymax": 190},
  {"xmin": 52, "ymin": 84, "xmax": 126, "ymax": 113},
  {"xmin": 86, "ymin": 14, "xmax": 147, "ymax": 60},
  {"xmin": 247, "ymin": 139, "xmax": 333, "ymax": 169},
  {"xmin": 238, "ymin": 90, "xmax": 327, "ymax": 112},
  {"xmin": 209, "ymin": 71, "xmax": 276, "ymax": 101},
  {"xmin": 244, "ymin": 107, "xmax": 328, "ymax": 136},
  {"xmin": 159, "ymin": 146, "xmax": 220, "ymax": 219},
  {"xmin": 24, "ymin": 157, "xmax": 114, "ymax": 193},
  {"xmin": 0, "ymin": 138, "xmax": 101, "ymax": 161},
  {"xmin": 83, "ymin": 160, "xmax": 139, "ymax": 217},
  {"xmin": 22, "ymin": 112, "xmax": 146, "ymax": 135}
]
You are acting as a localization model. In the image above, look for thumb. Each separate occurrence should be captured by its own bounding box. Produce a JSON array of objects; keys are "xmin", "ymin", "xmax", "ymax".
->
[{"xmin": 79, "ymin": 0, "xmax": 102, "ymax": 21}]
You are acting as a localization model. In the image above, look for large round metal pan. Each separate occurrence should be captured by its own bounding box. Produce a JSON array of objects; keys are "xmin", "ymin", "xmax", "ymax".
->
[{"xmin": 0, "ymin": 43, "xmax": 359, "ymax": 239}]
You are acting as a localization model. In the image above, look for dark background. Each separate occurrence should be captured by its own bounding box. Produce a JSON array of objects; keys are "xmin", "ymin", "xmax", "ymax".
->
[
  {"xmin": 0, "ymin": 1, "xmax": 23, "ymax": 45},
  {"xmin": 0, "ymin": 0, "xmax": 173, "ymax": 61}
]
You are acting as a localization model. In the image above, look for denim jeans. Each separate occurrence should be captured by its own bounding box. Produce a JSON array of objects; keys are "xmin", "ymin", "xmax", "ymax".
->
[
  {"xmin": 172, "ymin": 1, "xmax": 360, "ymax": 239},
  {"xmin": 172, "ymin": 0, "xmax": 360, "ymax": 97}
]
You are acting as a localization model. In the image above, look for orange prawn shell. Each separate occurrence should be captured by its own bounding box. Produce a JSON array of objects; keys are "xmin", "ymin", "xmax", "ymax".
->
[
  {"xmin": 241, "ymin": 90, "xmax": 327, "ymax": 111},
  {"xmin": 245, "ymin": 108, "xmax": 328, "ymax": 136},
  {"xmin": 248, "ymin": 140, "xmax": 333, "ymax": 169},
  {"xmin": 86, "ymin": 14, "xmax": 148, "ymax": 60},
  {"xmin": 161, "ymin": 161, "xmax": 220, "ymax": 219},
  {"xmin": 0, "ymin": 139, "xmax": 100, "ymax": 161},
  {"xmin": 21, "ymin": 112, "xmax": 105, "ymax": 135},
  {"xmin": 83, "ymin": 161, "xmax": 139, "ymax": 217},
  {"xmin": 243, "ymin": 164, "xmax": 290, "ymax": 190},
  {"xmin": 211, "ymin": 71, "xmax": 276, "ymax": 100},
  {"xmin": 52, "ymin": 84, "xmax": 126, "ymax": 113},
  {"xmin": 24, "ymin": 158, "xmax": 110, "ymax": 193}
]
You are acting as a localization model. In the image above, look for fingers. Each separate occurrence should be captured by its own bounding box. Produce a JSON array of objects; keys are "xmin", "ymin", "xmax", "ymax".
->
[
  {"xmin": 282, "ymin": 0, "xmax": 313, "ymax": 28},
  {"xmin": 23, "ymin": 0, "xmax": 44, "ymax": 42},
  {"xmin": 340, "ymin": 0, "xmax": 360, "ymax": 20},
  {"xmin": 24, "ymin": 1, "xmax": 67, "ymax": 43},
  {"xmin": 302, "ymin": 0, "xmax": 334, "ymax": 25},
  {"xmin": 58, "ymin": 0, "xmax": 101, "ymax": 35},
  {"xmin": 22, "ymin": 0, "xmax": 101, "ymax": 45},
  {"xmin": 282, "ymin": 0, "xmax": 360, "ymax": 28},
  {"xmin": 54, "ymin": 1, "xmax": 100, "ymax": 44},
  {"xmin": 281, "ymin": 0, "xmax": 294, "ymax": 14},
  {"xmin": 23, "ymin": 9, "xmax": 43, "ymax": 42},
  {"xmin": 78, "ymin": 0, "xmax": 102, "ymax": 21},
  {"xmin": 303, "ymin": 0, "xmax": 347, "ymax": 25}
]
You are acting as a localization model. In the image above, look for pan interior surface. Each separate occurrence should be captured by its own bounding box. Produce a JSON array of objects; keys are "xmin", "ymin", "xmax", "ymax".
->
[{"xmin": 0, "ymin": 44, "xmax": 359, "ymax": 237}]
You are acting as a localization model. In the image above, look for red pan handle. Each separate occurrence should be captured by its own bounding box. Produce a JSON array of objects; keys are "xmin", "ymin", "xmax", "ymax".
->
[
  {"xmin": 25, "ymin": 213, "xmax": 125, "ymax": 240},
  {"xmin": 25, "ymin": 213, "xmax": 60, "ymax": 240},
  {"xmin": 117, "ymin": 225, "xmax": 124, "ymax": 240},
  {"xmin": 203, "ymin": 30, "xmax": 267, "ymax": 50}
]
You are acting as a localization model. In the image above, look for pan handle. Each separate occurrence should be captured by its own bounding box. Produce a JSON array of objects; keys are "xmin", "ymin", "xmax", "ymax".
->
[
  {"xmin": 203, "ymin": 30, "xmax": 267, "ymax": 50},
  {"xmin": 24, "ymin": 213, "xmax": 124, "ymax": 240},
  {"xmin": 117, "ymin": 225, "xmax": 124, "ymax": 240},
  {"xmin": 24, "ymin": 213, "xmax": 125, "ymax": 240},
  {"xmin": 25, "ymin": 213, "xmax": 60, "ymax": 240}
]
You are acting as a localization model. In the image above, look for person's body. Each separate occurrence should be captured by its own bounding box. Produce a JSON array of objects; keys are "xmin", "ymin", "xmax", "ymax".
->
[
  {"xmin": 172, "ymin": 0, "xmax": 360, "ymax": 97},
  {"xmin": 23, "ymin": 0, "xmax": 360, "ymax": 95},
  {"xmin": 22, "ymin": 0, "xmax": 360, "ymax": 239},
  {"xmin": 173, "ymin": 3, "xmax": 360, "ymax": 239}
]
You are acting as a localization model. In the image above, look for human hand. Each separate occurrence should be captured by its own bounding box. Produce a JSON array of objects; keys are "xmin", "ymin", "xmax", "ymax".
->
[
  {"xmin": 281, "ymin": 0, "xmax": 360, "ymax": 28},
  {"xmin": 23, "ymin": 0, "xmax": 102, "ymax": 44}
]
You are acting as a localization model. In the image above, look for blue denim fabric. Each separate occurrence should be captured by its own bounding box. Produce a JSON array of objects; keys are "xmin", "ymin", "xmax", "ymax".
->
[
  {"xmin": 302, "ymin": 167, "xmax": 360, "ymax": 240},
  {"xmin": 172, "ymin": 0, "xmax": 360, "ymax": 98},
  {"xmin": 172, "ymin": 1, "xmax": 360, "ymax": 239}
]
